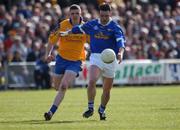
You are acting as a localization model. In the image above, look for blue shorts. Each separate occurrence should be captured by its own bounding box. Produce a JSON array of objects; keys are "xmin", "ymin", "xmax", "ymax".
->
[{"xmin": 54, "ymin": 55, "xmax": 82, "ymax": 76}]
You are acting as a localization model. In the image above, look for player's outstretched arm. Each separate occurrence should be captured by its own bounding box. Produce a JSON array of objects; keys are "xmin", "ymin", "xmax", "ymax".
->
[
  {"xmin": 45, "ymin": 43, "xmax": 55, "ymax": 63},
  {"xmin": 60, "ymin": 22, "xmax": 91, "ymax": 37}
]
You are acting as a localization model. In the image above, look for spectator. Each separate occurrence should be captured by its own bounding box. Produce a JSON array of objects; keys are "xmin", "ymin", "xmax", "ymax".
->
[
  {"xmin": 0, "ymin": 56, "xmax": 5, "ymax": 90},
  {"xmin": 34, "ymin": 53, "xmax": 51, "ymax": 89},
  {"xmin": 0, "ymin": 0, "xmax": 179, "ymax": 62},
  {"xmin": 11, "ymin": 51, "xmax": 23, "ymax": 62},
  {"xmin": 10, "ymin": 35, "xmax": 27, "ymax": 61}
]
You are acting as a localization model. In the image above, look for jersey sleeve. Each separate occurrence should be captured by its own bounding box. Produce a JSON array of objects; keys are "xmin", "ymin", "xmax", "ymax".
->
[
  {"xmin": 48, "ymin": 32, "xmax": 59, "ymax": 44},
  {"xmin": 72, "ymin": 21, "xmax": 92, "ymax": 35},
  {"xmin": 114, "ymin": 24, "xmax": 126, "ymax": 48},
  {"xmin": 48, "ymin": 23, "xmax": 61, "ymax": 44}
]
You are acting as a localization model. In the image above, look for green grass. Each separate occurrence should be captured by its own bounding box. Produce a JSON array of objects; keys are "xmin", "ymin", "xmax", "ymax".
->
[{"xmin": 0, "ymin": 86, "xmax": 180, "ymax": 130}]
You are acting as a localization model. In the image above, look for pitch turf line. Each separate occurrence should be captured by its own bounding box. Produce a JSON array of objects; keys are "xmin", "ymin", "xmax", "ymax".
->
[{"xmin": 0, "ymin": 86, "xmax": 180, "ymax": 130}]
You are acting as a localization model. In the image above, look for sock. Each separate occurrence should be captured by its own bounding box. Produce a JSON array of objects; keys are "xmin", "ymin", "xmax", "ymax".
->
[
  {"xmin": 99, "ymin": 104, "xmax": 106, "ymax": 114},
  {"xmin": 88, "ymin": 101, "xmax": 94, "ymax": 111},
  {"xmin": 49, "ymin": 105, "xmax": 58, "ymax": 115}
]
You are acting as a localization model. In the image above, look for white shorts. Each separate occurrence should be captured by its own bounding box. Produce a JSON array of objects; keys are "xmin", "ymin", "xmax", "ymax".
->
[{"xmin": 89, "ymin": 53, "xmax": 118, "ymax": 78}]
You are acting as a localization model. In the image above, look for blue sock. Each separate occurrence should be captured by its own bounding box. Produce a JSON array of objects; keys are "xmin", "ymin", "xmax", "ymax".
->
[
  {"xmin": 49, "ymin": 105, "xmax": 58, "ymax": 114},
  {"xmin": 88, "ymin": 101, "xmax": 94, "ymax": 111},
  {"xmin": 99, "ymin": 104, "xmax": 106, "ymax": 114}
]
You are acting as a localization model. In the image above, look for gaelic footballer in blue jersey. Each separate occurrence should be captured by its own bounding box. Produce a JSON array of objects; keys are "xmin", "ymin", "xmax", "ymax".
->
[
  {"xmin": 72, "ymin": 17, "xmax": 125, "ymax": 56},
  {"xmin": 61, "ymin": 3, "xmax": 125, "ymax": 120}
]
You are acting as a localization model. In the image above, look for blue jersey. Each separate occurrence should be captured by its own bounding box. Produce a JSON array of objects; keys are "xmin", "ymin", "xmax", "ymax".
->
[{"xmin": 72, "ymin": 19, "xmax": 125, "ymax": 55}]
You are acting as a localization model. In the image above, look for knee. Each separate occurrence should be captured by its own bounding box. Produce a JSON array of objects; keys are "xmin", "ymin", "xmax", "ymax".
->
[
  {"xmin": 60, "ymin": 87, "xmax": 67, "ymax": 92},
  {"xmin": 59, "ymin": 82, "xmax": 68, "ymax": 92}
]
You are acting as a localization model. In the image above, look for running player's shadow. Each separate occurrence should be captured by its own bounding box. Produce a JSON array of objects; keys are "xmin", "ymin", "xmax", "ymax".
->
[
  {"xmin": 0, "ymin": 119, "xmax": 96, "ymax": 125},
  {"xmin": 29, "ymin": 119, "xmax": 96, "ymax": 124}
]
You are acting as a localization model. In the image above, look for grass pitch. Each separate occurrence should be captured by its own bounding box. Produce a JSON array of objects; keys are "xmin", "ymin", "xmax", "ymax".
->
[{"xmin": 0, "ymin": 86, "xmax": 180, "ymax": 130}]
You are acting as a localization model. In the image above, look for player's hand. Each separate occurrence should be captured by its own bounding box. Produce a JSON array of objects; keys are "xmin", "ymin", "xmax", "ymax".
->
[
  {"xmin": 46, "ymin": 55, "xmax": 54, "ymax": 63},
  {"xmin": 117, "ymin": 53, "xmax": 123, "ymax": 64}
]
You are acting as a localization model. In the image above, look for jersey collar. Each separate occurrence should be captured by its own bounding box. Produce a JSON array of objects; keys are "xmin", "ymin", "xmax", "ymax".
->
[{"xmin": 98, "ymin": 17, "xmax": 112, "ymax": 26}]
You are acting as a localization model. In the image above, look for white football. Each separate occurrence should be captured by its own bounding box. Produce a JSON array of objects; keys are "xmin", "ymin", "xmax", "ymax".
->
[{"xmin": 101, "ymin": 49, "xmax": 116, "ymax": 64}]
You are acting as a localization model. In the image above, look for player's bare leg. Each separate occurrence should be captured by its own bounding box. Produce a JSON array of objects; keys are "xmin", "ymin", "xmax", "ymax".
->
[
  {"xmin": 44, "ymin": 71, "xmax": 76, "ymax": 121},
  {"xmin": 52, "ymin": 74, "xmax": 63, "ymax": 90},
  {"xmin": 98, "ymin": 77, "xmax": 113, "ymax": 120},
  {"xmin": 83, "ymin": 65, "xmax": 101, "ymax": 118}
]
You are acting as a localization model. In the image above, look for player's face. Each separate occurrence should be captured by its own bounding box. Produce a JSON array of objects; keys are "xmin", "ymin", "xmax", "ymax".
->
[
  {"xmin": 99, "ymin": 10, "xmax": 111, "ymax": 25},
  {"xmin": 70, "ymin": 9, "xmax": 81, "ymax": 22}
]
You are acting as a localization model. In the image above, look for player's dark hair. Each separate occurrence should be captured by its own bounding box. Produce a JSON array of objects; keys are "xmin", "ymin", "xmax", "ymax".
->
[
  {"xmin": 99, "ymin": 3, "xmax": 111, "ymax": 11},
  {"xmin": 70, "ymin": 4, "xmax": 81, "ymax": 11}
]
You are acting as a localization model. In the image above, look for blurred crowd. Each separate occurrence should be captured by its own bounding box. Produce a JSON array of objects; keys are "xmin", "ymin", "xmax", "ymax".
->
[
  {"xmin": 0, "ymin": 0, "xmax": 179, "ymax": 88},
  {"xmin": 0, "ymin": 0, "xmax": 179, "ymax": 65}
]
